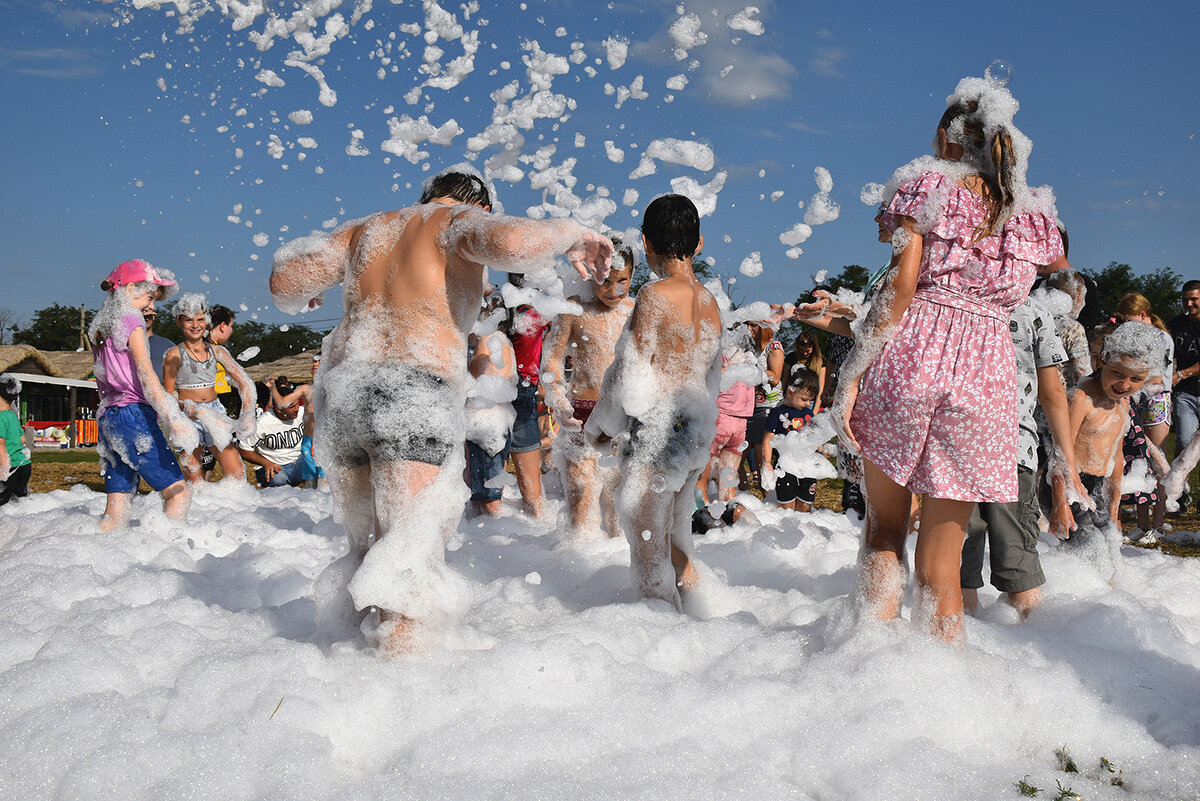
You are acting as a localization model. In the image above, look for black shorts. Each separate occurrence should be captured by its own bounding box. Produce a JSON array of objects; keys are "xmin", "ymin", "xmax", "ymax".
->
[
  {"xmin": 323, "ymin": 364, "xmax": 460, "ymax": 468},
  {"xmin": 776, "ymin": 473, "xmax": 816, "ymax": 505}
]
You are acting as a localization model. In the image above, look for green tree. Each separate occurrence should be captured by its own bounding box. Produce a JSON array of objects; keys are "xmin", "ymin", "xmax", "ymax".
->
[
  {"xmin": 1081, "ymin": 263, "xmax": 1183, "ymax": 320},
  {"xmin": 225, "ymin": 320, "xmax": 324, "ymax": 364},
  {"xmin": 13, "ymin": 304, "xmax": 95, "ymax": 350}
]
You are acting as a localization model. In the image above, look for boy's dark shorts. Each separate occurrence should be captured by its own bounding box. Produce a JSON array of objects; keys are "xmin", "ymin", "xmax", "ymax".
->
[
  {"xmin": 324, "ymin": 365, "xmax": 460, "ymax": 468},
  {"xmin": 775, "ymin": 473, "xmax": 816, "ymax": 505},
  {"xmin": 961, "ymin": 466, "xmax": 1045, "ymax": 593}
]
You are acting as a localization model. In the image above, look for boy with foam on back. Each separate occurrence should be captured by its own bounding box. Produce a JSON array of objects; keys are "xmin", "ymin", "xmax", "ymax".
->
[
  {"xmin": 585, "ymin": 195, "xmax": 723, "ymax": 610},
  {"xmin": 1052, "ymin": 321, "xmax": 1163, "ymax": 578},
  {"xmin": 270, "ymin": 166, "xmax": 612, "ymax": 654},
  {"xmin": 542, "ymin": 236, "xmax": 636, "ymax": 541}
]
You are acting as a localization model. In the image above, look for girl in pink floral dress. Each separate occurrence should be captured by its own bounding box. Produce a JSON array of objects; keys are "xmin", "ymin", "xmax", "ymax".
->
[{"xmin": 833, "ymin": 78, "xmax": 1066, "ymax": 640}]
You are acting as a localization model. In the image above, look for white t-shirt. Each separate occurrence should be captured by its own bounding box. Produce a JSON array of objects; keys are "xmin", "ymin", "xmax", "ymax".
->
[{"xmin": 253, "ymin": 408, "xmax": 304, "ymax": 465}]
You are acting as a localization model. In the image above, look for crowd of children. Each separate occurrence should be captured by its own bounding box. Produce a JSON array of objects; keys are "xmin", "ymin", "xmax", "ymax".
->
[{"xmin": 4, "ymin": 75, "xmax": 1198, "ymax": 656}]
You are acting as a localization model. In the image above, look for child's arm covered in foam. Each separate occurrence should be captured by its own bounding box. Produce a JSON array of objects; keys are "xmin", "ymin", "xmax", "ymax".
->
[
  {"xmin": 214, "ymin": 345, "xmax": 258, "ymax": 444},
  {"xmin": 444, "ymin": 208, "xmax": 613, "ymax": 282},
  {"xmin": 1036, "ymin": 364, "xmax": 1086, "ymax": 535},
  {"xmin": 540, "ymin": 313, "xmax": 577, "ymax": 425},
  {"xmin": 128, "ymin": 327, "xmax": 199, "ymax": 452},
  {"xmin": 270, "ymin": 221, "xmax": 363, "ymax": 315},
  {"xmin": 1050, "ymin": 386, "xmax": 1094, "ymax": 539},
  {"xmin": 831, "ymin": 218, "xmax": 921, "ymax": 450}
]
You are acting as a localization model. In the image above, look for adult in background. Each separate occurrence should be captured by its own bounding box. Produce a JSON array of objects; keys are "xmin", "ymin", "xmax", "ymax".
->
[
  {"xmin": 239, "ymin": 377, "xmax": 306, "ymax": 487},
  {"xmin": 143, "ymin": 305, "xmax": 176, "ymax": 383},
  {"xmin": 1169, "ymin": 280, "xmax": 1200, "ymax": 511}
]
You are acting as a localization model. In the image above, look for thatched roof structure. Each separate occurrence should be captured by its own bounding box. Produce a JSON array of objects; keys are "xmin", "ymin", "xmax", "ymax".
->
[
  {"xmin": 0, "ymin": 345, "xmax": 59, "ymax": 377},
  {"xmin": 41, "ymin": 350, "xmax": 98, "ymax": 381},
  {"xmin": 241, "ymin": 350, "xmax": 320, "ymax": 383}
]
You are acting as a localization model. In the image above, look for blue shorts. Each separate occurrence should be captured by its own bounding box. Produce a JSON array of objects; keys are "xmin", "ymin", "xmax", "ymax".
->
[
  {"xmin": 256, "ymin": 458, "xmax": 307, "ymax": 487},
  {"xmin": 467, "ymin": 438, "xmax": 510, "ymax": 502},
  {"xmin": 509, "ymin": 380, "xmax": 541, "ymax": 454},
  {"xmin": 99, "ymin": 403, "xmax": 185, "ymax": 493},
  {"xmin": 300, "ymin": 436, "xmax": 325, "ymax": 480}
]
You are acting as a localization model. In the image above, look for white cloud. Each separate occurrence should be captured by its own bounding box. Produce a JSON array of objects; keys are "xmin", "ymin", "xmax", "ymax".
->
[{"xmin": 0, "ymin": 46, "xmax": 102, "ymax": 79}]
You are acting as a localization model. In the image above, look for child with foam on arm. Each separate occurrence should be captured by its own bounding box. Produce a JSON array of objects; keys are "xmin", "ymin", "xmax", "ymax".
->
[
  {"xmin": 269, "ymin": 166, "xmax": 612, "ymax": 654},
  {"xmin": 761, "ymin": 367, "xmax": 820, "ymax": 512},
  {"xmin": 541, "ymin": 236, "xmax": 635, "ymax": 541},
  {"xmin": 1051, "ymin": 322, "xmax": 1162, "ymax": 576},
  {"xmin": 162, "ymin": 293, "xmax": 257, "ymax": 483},
  {"xmin": 833, "ymin": 78, "xmax": 1066, "ymax": 641},
  {"xmin": 585, "ymin": 195, "xmax": 722, "ymax": 610},
  {"xmin": 90, "ymin": 260, "xmax": 195, "ymax": 530}
]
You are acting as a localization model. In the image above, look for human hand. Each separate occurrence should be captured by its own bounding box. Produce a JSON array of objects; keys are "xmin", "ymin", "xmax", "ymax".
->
[
  {"xmin": 761, "ymin": 464, "xmax": 777, "ymax": 493},
  {"xmin": 1049, "ymin": 502, "xmax": 1076, "ymax": 540},
  {"xmin": 262, "ymin": 459, "xmax": 281, "ymax": 481},
  {"xmin": 832, "ymin": 381, "xmax": 860, "ymax": 453},
  {"xmin": 264, "ymin": 376, "xmax": 275, "ymax": 388},
  {"xmin": 567, "ymin": 230, "xmax": 613, "ymax": 283},
  {"xmin": 308, "ymin": 294, "xmax": 323, "ymax": 311}
]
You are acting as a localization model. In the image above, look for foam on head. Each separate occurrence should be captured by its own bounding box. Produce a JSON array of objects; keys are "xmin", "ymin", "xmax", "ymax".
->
[
  {"xmin": 1102, "ymin": 321, "xmax": 1165, "ymax": 376},
  {"xmin": 173, "ymin": 292, "xmax": 211, "ymax": 323},
  {"xmin": 0, "ymin": 373, "xmax": 21, "ymax": 402},
  {"xmin": 420, "ymin": 162, "xmax": 497, "ymax": 210}
]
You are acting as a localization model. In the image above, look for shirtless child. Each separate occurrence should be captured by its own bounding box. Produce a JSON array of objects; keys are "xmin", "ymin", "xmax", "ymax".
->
[
  {"xmin": 585, "ymin": 195, "xmax": 723, "ymax": 610},
  {"xmin": 1052, "ymin": 322, "xmax": 1162, "ymax": 571},
  {"xmin": 269, "ymin": 167, "xmax": 612, "ymax": 653},
  {"xmin": 542, "ymin": 236, "xmax": 635, "ymax": 541}
]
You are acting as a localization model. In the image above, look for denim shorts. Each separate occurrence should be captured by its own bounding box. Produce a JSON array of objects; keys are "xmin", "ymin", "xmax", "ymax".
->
[
  {"xmin": 187, "ymin": 398, "xmax": 230, "ymax": 450},
  {"xmin": 99, "ymin": 403, "xmax": 185, "ymax": 493},
  {"xmin": 467, "ymin": 438, "xmax": 511, "ymax": 502},
  {"xmin": 509, "ymin": 381, "xmax": 541, "ymax": 454}
]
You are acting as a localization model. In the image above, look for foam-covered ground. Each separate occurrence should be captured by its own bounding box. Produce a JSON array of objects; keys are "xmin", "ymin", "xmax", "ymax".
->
[{"xmin": 2, "ymin": 481, "xmax": 1199, "ymax": 800}]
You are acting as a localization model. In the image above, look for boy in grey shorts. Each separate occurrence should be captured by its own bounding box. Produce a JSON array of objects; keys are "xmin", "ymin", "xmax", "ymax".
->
[{"xmin": 961, "ymin": 296, "xmax": 1082, "ymax": 618}]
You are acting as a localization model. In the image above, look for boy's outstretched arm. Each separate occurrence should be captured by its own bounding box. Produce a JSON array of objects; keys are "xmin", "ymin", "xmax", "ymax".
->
[
  {"xmin": 540, "ymin": 314, "xmax": 577, "ymax": 426},
  {"xmin": 445, "ymin": 209, "xmax": 613, "ymax": 283},
  {"xmin": 270, "ymin": 222, "xmax": 362, "ymax": 315},
  {"xmin": 1050, "ymin": 387, "xmax": 1094, "ymax": 539},
  {"xmin": 1036, "ymin": 364, "xmax": 1086, "ymax": 536}
]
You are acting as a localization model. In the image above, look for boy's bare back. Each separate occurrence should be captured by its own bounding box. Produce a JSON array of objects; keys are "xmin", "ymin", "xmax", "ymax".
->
[{"xmin": 632, "ymin": 276, "xmax": 722, "ymax": 387}]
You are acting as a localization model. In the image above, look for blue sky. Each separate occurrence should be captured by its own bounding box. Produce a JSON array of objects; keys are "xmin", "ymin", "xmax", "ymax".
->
[{"xmin": 1, "ymin": 0, "xmax": 1197, "ymax": 334}]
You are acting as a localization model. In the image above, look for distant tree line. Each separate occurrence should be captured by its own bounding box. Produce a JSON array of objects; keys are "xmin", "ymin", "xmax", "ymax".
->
[{"xmin": 11, "ymin": 303, "xmax": 324, "ymax": 364}]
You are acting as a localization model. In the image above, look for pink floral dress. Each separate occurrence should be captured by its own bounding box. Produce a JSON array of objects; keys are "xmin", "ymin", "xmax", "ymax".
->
[{"xmin": 850, "ymin": 171, "xmax": 1063, "ymax": 502}]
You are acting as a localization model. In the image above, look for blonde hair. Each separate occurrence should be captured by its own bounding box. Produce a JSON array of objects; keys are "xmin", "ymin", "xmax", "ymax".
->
[{"xmin": 1116, "ymin": 293, "xmax": 1167, "ymax": 332}]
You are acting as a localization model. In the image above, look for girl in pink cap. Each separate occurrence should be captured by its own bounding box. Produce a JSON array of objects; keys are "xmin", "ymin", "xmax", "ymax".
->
[
  {"xmin": 832, "ymin": 78, "xmax": 1067, "ymax": 641},
  {"xmin": 91, "ymin": 260, "xmax": 196, "ymax": 530}
]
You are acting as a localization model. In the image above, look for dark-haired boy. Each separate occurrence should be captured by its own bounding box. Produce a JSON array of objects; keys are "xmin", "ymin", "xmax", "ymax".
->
[
  {"xmin": 585, "ymin": 195, "xmax": 722, "ymax": 610},
  {"xmin": 762, "ymin": 367, "xmax": 819, "ymax": 512},
  {"xmin": 270, "ymin": 167, "xmax": 613, "ymax": 653}
]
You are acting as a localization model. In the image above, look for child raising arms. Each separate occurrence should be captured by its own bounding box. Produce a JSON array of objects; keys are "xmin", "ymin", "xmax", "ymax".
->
[
  {"xmin": 542, "ymin": 236, "xmax": 635, "ymax": 541},
  {"xmin": 90, "ymin": 261, "xmax": 195, "ymax": 530}
]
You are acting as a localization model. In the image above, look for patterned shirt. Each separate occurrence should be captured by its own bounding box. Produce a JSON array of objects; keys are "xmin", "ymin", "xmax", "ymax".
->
[
  {"xmin": 1054, "ymin": 316, "xmax": 1090, "ymax": 389},
  {"xmin": 1012, "ymin": 299, "xmax": 1068, "ymax": 470}
]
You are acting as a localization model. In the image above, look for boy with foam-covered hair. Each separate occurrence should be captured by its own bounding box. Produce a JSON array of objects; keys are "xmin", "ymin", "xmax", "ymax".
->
[
  {"xmin": 270, "ymin": 165, "xmax": 613, "ymax": 654},
  {"xmin": 585, "ymin": 195, "xmax": 723, "ymax": 610},
  {"xmin": 542, "ymin": 235, "xmax": 636, "ymax": 542},
  {"xmin": 1051, "ymin": 321, "xmax": 1164, "ymax": 578}
]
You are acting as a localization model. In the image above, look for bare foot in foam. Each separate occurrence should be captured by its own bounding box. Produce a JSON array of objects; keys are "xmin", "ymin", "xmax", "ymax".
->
[{"xmin": 378, "ymin": 610, "xmax": 424, "ymax": 656}]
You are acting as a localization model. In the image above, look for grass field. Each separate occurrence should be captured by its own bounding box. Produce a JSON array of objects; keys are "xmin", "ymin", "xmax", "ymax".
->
[{"xmin": 26, "ymin": 446, "xmax": 1200, "ymax": 557}]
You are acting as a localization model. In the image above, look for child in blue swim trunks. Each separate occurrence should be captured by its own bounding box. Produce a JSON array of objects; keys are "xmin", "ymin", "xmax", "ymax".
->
[{"xmin": 91, "ymin": 260, "xmax": 196, "ymax": 530}]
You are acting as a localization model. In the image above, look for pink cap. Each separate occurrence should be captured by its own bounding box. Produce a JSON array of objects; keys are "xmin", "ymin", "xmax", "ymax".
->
[{"xmin": 101, "ymin": 259, "xmax": 177, "ymax": 291}]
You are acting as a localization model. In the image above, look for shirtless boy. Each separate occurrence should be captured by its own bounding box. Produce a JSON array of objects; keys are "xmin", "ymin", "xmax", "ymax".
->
[
  {"xmin": 542, "ymin": 236, "xmax": 635, "ymax": 541},
  {"xmin": 1052, "ymin": 322, "xmax": 1161, "ymax": 537},
  {"xmin": 269, "ymin": 168, "xmax": 612, "ymax": 653},
  {"xmin": 585, "ymin": 195, "xmax": 722, "ymax": 610}
]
